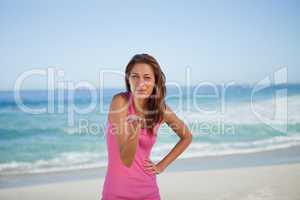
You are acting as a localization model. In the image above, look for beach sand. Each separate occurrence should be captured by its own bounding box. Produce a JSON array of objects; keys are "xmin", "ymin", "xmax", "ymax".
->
[{"xmin": 0, "ymin": 163, "xmax": 299, "ymax": 200}]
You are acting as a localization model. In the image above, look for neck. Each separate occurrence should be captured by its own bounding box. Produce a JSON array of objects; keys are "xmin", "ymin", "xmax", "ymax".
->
[{"xmin": 132, "ymin": 96, "xmax": 147, "ymax": 115}]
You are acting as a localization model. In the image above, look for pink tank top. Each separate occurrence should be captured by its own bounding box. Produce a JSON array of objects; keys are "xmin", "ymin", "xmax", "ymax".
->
[{"xmin": 101, "ymin": 91, "xmax": 161, "ymax": 200}]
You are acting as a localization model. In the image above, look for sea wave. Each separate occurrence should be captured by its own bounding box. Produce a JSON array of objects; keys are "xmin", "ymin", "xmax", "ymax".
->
[
  {"xmin": 151, "ymin": 134, "xmax": 300, "ymax": 160},
  {"xmin": 0, "ymin": 151, "xmax": 107, "ymax": 175},
  {"xmin": 2, "ymin": 134, "xmax": 299, "ymax": 175}
]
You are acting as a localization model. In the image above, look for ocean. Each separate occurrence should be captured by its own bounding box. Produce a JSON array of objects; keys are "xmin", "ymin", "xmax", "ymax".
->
[{"xmin": 0, "ymin": 84, "xmax": 299, "ymax": 175}]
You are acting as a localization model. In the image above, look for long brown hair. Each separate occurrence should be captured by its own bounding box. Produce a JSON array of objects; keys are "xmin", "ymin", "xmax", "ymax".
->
[{"xmin": 125, "ymin": 53, "xmax": 166, "ymax": 133}]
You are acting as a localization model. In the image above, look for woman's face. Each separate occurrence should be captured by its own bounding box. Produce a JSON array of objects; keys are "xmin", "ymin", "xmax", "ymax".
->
[{"xmin": 128, "ymin": 63, "xmax": 156, "ymax": 99}]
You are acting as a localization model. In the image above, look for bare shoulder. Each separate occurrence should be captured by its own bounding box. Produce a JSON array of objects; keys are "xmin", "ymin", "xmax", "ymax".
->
[
  {"xmin": 111, "ymin": 92, "xmax": 129, "ymax": 106},
  {"xmin": 108, "ymin": 92, "xmax": 130, "ymax": 122}
]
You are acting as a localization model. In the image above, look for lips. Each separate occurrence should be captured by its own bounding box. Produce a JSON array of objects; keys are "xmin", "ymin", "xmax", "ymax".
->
[{"xmin": 137, "ymin": 90, "xmax": 146, "ymax": 93}]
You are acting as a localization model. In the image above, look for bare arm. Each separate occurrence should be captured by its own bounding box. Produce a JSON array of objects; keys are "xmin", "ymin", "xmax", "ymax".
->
[
  {"xmin": 108, "ymin": 93, "xmax": 142, "ymax": 167},
  {"xmin": 145, "ymin": 105, "xmax": 193, "ymax": 174}
]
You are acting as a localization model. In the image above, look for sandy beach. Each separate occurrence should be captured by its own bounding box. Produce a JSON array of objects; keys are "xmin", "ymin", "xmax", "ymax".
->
[{"xmin": 1, "ymin": 162, "xmax": 299, "ymax": 200}]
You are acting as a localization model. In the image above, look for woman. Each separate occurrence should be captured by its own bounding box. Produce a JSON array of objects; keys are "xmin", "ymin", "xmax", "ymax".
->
[{"xmin": 101, "ymin": 53, "xmax": 193, "ymax": 200}]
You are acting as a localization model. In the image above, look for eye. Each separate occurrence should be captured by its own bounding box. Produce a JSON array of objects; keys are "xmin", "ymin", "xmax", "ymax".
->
[
  {"xmin": 131, "ymin": 75, "xmax": 138, "ymax": 78},
  {"xmin": 144, "ymin": 76, "xmax": 151, "ymax": 80}
]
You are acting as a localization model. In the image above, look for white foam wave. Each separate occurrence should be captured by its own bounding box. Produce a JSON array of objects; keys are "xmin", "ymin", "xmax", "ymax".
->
[
  {"xmin": 0, "ymin": 152, "xmax": 107, "ymax": 176},
  {"xmin": 177, "ymin": 95, "xmax": 300, "ymax": 125},
  {"xmin": 2, "ymin": 135, "xmax": 300, "ymax": 175},
  {"xmin": 151, "ymin": 134, "xmax": 300, "ymax": 160}
]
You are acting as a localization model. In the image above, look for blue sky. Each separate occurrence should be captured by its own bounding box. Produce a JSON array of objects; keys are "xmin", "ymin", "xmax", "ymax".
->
[{"xmin": 0, "ymin": 0, "xmax": 299, "ymax": 90}]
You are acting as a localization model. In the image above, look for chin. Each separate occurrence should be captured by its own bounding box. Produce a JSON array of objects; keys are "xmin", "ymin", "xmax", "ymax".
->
[{"xmin": 134, "ymin": 92, "xmax": 151, "ymax": 99}]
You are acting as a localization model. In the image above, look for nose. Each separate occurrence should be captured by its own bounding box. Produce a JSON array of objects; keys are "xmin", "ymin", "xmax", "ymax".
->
[{"xmin": 137, "ymin": 78, "xmax": 147, "ymax": 88}]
